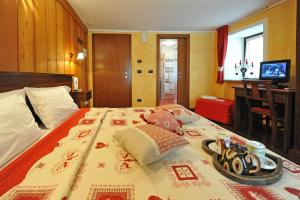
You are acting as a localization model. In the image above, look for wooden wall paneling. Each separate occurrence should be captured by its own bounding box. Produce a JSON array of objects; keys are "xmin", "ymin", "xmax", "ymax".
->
[
  {"xmin": 56, "ymin": 0, "xmax": 88, "ymax": 84},
  {"xmin": 56, "ymin": 1, "xmax": 65, "ymax": 74},
  {"xmin": 0, "ymin": 0, "xmax": 87, "ymax": 82},
  {"xmin": 47, "ymin": 0, "xmax": 57, "ymax": 73},
  {"xmin": 35, "ymin": 0, "xmax": 48, "ymax": 73},
  {"xmin": 77, "ymin": 25, "xmax": 84, "ymax": 89},
  {"xmin": 69, "ymin": 16, "xmax": 75, "ymax": 75},
  {"xmin": 56, "ymin": 0, "xmax": 87, "ymax": 31},
  {"xmin": 18, "ymin": 0, "xmax": 36, "ymax": 72},
  {"xmin": 73, "ymin": 21, "xmax": 80, "ymax": 81},
  {"xmin": 80, "ymin": 28, "xmax": 87, "ymax": 89},
  {"xmin": 63, "ymin": 8, "xmax": 70, "ymax": 74},
  {"xmin": 84, "ymin": 30, "xmax": 88, "ymax": 89},
  {"xmin": 0, "ymin": 0, "xmax": 18, "ymax": 71},
  {"xmin": 82, "ymin": 31, "xmax": 87, "ymax": 89}
]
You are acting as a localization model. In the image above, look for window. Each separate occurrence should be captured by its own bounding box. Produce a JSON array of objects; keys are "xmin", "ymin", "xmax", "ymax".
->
[
  {"xmin": 244, "ymin": 33, "xmax": 263, "ymax": 79},
  {"xmin": 224, "ymin": 24, "xmax": 264, "ymax": 81}
]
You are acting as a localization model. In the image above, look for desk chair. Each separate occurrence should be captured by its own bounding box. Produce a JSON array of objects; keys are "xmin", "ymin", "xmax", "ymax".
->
[{"xmin": 242, "ymin": 80, "xmax": 280, "ymax": 150}]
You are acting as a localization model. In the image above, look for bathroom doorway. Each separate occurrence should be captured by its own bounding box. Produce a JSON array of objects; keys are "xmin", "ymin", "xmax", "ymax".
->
[{"xmin": 157, "ymin": 34, "xmax": 190, "ymax": 108}]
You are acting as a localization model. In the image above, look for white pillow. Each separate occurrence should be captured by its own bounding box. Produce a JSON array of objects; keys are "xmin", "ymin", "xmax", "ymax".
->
[
  {"xmin": 0, "ymin": 89, "xmax": 43, "ymax": 167},
  {"xmin": 201, "ymin": 95, "xmax": 218, "ymax": 100},
  {"xmin": 113, "ymin": 124, "xmax": 189, "ymax": 165},
  {"xmin": 25, "ymin": 86, "xmax": 79, "ymax": 129}
]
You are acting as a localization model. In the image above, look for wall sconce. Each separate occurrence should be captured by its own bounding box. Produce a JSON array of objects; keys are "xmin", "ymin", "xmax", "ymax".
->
[
  {"xmin": 83, "ymin": 48, "xmax": 88, "ymax": 57},
  {"xmin": 77, "ymin": 52, "xmax": 85, "ymax": 60},
  {"xmin": 69, "ymin": 52, "xmax": 74, "ymax": 61}
]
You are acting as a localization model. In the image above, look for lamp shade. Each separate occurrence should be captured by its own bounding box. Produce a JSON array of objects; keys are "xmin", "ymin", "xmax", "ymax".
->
[{"xmin": 77, "ymin": 52, "xmax": 85, "ymax": 60}]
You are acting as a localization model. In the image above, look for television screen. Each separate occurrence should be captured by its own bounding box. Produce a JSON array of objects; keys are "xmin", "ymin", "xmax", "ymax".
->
[{"xmin": 260, "ymin": 60, "xmax": 290, "ymax": 82}]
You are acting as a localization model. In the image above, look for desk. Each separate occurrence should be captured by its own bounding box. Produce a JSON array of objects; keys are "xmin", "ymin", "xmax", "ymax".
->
[{"xmin": 233, "ymin": 86, "xmax": 296, "ymax": 153}]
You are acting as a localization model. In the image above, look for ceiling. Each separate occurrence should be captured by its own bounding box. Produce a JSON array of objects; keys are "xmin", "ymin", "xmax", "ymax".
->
[{"xmin": 68, "ymin": 0, "xmax": 281, "ymax": 31}]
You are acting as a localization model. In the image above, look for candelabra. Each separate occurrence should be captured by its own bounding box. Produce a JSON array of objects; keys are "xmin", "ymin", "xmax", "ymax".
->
[{"xmin": 235, "ymin": 59, "xmax": 254, "ymax": 78}]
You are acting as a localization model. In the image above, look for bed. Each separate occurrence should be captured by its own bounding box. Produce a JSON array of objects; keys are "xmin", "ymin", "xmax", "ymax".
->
[
  {"xmin": 0, "ymin": 72, "xmax": 74, "ymax": 169},
  {"xmin": 0, "ymin": 72, "xmax": 299, "ymax": 200}
]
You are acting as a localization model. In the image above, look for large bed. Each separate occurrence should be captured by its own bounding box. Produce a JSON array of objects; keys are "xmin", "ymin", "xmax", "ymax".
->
[{"xmin": 0, "ymin": 72, "xmax": 299, "ymax": 200}]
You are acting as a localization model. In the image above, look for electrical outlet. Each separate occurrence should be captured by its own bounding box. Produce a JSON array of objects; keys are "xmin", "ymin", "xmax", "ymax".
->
[{"xmin": 137, "ymin": 98, "xmax": 142, "ymax": 102}]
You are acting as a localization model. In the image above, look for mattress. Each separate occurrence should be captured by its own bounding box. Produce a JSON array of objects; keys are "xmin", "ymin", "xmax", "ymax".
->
[{"xmin": 0, "ymin": 108, "xmax": 299, "ymax": 200}]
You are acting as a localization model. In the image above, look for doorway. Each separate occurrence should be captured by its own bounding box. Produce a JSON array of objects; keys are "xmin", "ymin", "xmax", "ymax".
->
[
  {"xmin": 92, "ymin": 34, "xmax": 132, "ymax": 107},
  {"xmin": 157, "ymin": 34, "xmax": 190, "ymax": 108}
]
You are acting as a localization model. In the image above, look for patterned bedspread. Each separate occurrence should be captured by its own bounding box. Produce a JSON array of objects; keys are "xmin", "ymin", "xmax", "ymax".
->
[{"xmin": 1, "ymin": 108, "xmax": 300, "ymax": 200}]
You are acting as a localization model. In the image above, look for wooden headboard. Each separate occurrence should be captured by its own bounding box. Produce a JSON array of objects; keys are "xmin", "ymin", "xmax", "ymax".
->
[{"xmin": 0, "ymin": 71, "xmax": 73, "ymax": 93}]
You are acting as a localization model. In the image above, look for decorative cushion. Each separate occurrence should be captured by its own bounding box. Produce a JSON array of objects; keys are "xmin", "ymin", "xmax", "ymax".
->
[
  {"xmin": 113, "ymin": 124, "xmax": 189, "ymax": 165},
  {"xmin": 25, "ymin": 86, "xmax": 78, "ymax": 129},
  {"xmin": 155, "ymin": 104, "xmax": 199, "ymax": 124},
  {"xmin": 140, "ymin": 110, "xmax": 183, "ymax": 135},
  {"xmin": 250, "ymin": 107, "xmax": 272, "ymax": 116}
]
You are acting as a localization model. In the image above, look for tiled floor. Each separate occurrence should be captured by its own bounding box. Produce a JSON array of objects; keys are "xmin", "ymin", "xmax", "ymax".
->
[{"xmin": 159, "ymin": 93, "xmax": 176, "ymax": 105}]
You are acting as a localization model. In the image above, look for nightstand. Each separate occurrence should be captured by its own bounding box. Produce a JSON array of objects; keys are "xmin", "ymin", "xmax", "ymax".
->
[{"xmin": 71, "ymin": 90, "xmax": 92, "ymax": 108}]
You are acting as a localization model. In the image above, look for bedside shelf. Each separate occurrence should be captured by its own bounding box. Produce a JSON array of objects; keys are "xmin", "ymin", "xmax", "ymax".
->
[{"xmin": 71, "ymin": 90, "xmax": 92, "ymax": 108}]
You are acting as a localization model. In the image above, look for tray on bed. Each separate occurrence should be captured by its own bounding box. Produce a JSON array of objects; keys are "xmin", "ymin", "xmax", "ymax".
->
[
  {"xmin": 202, "ymin": 139, "xmax": 218, "ymax": 155},
  {"xmin": 202, "ymin": 139, "xmax": 283, "ymax": 185}
]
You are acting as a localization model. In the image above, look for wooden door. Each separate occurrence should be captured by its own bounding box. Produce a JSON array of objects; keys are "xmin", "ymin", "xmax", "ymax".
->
[
  {"xmin": 177, "ymin": 37, "xmax": 189, "ymax": 107},
  {"xmin": 93, "ymin": 34, "xmax": 132, "ymax": 107},
  {"xmin": 157, "ymin": 35, "xmax": 190, "ymax": 108}
]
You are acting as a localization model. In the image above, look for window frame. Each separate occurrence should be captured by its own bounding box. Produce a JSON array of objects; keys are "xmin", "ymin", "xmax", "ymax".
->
[{"xmin": 243, "ymin": 32, "xmax": 264, "ymax": 60}]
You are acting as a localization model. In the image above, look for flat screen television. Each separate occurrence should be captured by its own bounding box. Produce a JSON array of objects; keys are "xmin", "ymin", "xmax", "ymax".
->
[{"xmin": 259, "ymin": 59, "xmax": 291, "ymax": 83}]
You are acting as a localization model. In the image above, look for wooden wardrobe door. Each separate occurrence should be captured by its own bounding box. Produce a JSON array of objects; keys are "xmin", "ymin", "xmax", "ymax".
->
[
  {"xmin": 93, "ymin": 34, "xmax": 132, "ymax": 107},
  {"xmin": 177, "ymin": 37, "xmax": 189, "ymax": 108}
]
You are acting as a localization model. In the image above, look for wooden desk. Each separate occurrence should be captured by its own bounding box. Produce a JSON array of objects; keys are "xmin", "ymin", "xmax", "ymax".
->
[{"xmin": 233, "ymin": 86, "xmax": 296, "ymax": 153}]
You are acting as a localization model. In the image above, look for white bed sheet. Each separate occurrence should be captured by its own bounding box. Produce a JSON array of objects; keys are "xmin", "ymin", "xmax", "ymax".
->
[
  {"xmin": 0, "ymin": 125, "xmax": 53, "ymax": 170},
  {"xmin": 0, "ymin": 110, "xmax": 81, "ymax": 170}
]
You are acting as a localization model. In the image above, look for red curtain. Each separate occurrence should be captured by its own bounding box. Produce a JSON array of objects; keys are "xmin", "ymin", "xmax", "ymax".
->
[{"xmin": 216, "ymin": 25, "xmax": 229, "ymax": 84}]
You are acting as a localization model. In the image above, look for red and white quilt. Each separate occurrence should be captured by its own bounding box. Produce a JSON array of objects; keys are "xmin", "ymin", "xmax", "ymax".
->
[
  {"xmin": 67, "ymin": 108, "xmax": 300, "ymax": 200},
  {"xmin": 1, "ymin": 107, "xmax": 299, "ymax": 200},
  {"xmin": 0, "ymin": 108, "xmax": 108, "ymax": 200}
]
